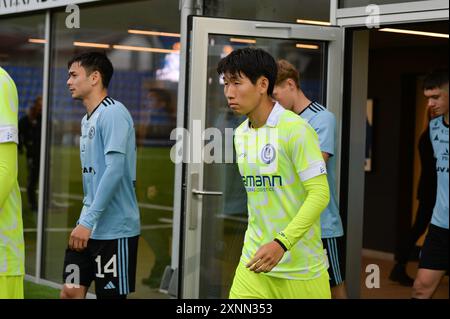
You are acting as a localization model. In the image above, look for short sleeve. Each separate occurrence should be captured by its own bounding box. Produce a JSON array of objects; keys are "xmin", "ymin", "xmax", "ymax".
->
[
  {"xmin": 0, "ymin": 70, "xmax": 19, "ymax": 144},
  {"xmin": 311, "ymin": 111, "xmax": 335, "ymax": 156},
  {"xmin": 429, "ymin": 120, "xmax": 437, "ymax": 159},
  {"xmin": 288, "ymin": 121, "xmax": 327, "ymax": 182},
  {"xmin": 99, "ymin": 106, "xmax": 130, "ymax": 154}
]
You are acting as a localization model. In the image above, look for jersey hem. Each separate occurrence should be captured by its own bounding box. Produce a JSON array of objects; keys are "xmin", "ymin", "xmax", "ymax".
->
[
  {"xmin": 239, "ymin": 259, "xmax": 328, "ymax": 281},
  {"xmin": 90, "ymin": 232, "xmax": 140, "ymax": 240}
]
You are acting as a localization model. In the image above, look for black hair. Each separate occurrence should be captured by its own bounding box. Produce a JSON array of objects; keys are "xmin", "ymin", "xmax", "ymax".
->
[
  {"xmin": 423, "ymin": 69, "xmax": 448, "ymax": 90},
  {"xmin": 68, "ymin": 51, "xmax": 114, "ymax": 88},
  {"xmin": 217, "ymin": 47, "xmax": 277, "ymax": 96}
]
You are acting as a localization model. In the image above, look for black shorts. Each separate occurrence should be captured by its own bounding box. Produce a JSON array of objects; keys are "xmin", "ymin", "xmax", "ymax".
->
[
  {"xmin": 63, "ymin": 236, "xmax": 139, "ymax": 297},
  {"xmin": 418, "ymin": 224, "xmax": 449, "ymax": 271},
  {"xmin": 322, "ymin": 237, "xmax": 346, "ymax": 287}
]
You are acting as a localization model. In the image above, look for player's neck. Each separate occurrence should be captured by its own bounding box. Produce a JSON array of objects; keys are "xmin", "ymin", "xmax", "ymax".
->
[
  {"xmin": 83, "ymin": 90, "xmax": 108, "ymax": 116},
  {"xmin": 444, "ymin": 112, "xmax": 449, "ymax": 125},
  {"xmin": 292, "ymin": 90, "xmax": 311, "ymax": 115},
  {"xmin": 248, "ymin": 97, "xmax": 275, "ymax": 129}
]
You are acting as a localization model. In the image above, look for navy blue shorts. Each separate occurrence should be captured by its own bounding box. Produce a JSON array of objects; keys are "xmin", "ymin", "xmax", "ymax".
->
[
  {"xmin": 63, "ymin": 236, "xmax": 138, "ymax": 297},
  {"xmin": 419, "ymin": 224, "xmax": 448, "ymax": 271},
  {"xmin": 322, "ymin": 237, "xmax": 346, "ymax": 287}
]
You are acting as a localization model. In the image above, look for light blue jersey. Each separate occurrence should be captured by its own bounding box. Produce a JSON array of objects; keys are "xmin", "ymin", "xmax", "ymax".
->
[
  {"xmin": 78, "ymin": 96, "xmax": 140, "ymax": 239},
  {"xmin": 429, "ymin": 116, "xmax": 449, "ymax": 229},
  {"xmin": 299, "ymin": 102, "xmax": 344, "ymax": 238}
]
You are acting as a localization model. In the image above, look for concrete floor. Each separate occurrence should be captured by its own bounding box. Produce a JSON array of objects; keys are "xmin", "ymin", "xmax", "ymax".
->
[{"xmin": 361, "ymin": 256, "xmax": 449, "ymax": 299}]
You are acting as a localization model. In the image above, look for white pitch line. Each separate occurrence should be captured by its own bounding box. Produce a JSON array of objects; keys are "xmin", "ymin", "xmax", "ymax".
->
[
  {"xmin": 139, "ymin": 203, "xmax": 173, "ymax": 212},
  {"xmin": 23, "ymin": 224, "xmax": 172, "ymax": 233},
  {"xmin": 158, "ymin": 218, "xmax": 173, "ymax": 224},
  {"xmin": 19, "ymin": 188, "xmax": 173, "ymax": 212},
  {"xmin": 216, "ymin": 214, "xmax": 248, "ymax": 223}
]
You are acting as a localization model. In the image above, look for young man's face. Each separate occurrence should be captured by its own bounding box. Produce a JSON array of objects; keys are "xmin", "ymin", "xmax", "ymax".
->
[
  {"xmin": 273, "ymin": 79, "xmax": 296, "ymax": 111},
  {"xmin": 67, "ymin": 62, "xmax": 93, "ymax": 100},
  {"xmin": 424, "ymin": 85, "xmax": 449, "ymax": 117},
  {"xmin": 222, "ymin": 72, "xmax": 265, "ymax": 116}
]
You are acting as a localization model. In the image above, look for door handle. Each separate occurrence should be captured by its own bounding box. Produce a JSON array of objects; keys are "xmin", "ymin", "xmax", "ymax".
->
[
  {"xmin": 192, "ymin": 189, "xmax": 223, "ymax": 196},
  {"xmin": 189, "ymin": 172, "xmax": 223, "ymax": 230}
]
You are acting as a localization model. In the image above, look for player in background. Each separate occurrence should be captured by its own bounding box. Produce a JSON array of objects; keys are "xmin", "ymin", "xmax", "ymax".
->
[{"xmin": 412, "ymin": 69, "xmax": 448, "ymax": 299}]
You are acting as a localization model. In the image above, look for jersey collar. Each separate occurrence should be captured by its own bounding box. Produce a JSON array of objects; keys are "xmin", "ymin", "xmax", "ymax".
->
[
  {"xmin": 87, "ymin": 96, "xmax": 110, "ymax": 120},
  {"xmin": 243, "ymin": 102, "xmax": 284, "ymax": 132},
  {"xmin": 298, "ymin": 101, "xmax": 314, "ymax": 116},
  {"xmin": 298, "ymin": 101, "xmax": 322, "ymax": 122},
  {"xmin": 443, "ymin": 116, "xmax": 449, "ymax": 128},
  {"xmin": 266, "ymin": 102, "xmax": 285, "ymax": 127}
]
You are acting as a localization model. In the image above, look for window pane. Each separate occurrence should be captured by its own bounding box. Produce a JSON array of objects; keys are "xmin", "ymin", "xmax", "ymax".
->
[
  {"xmin": 204, "ymin": 0, "xmax": 330, "ymax": 24},
  {"xmin": 44, "ymin": 0, "xmax": 179, "ymax": 298},
  {"xmin": 0, "ymin": 13, "xmax": 46, "ymax": 277},
  {"xmin": 339, "ymin": 0, "xmax": 429, "ymax": 8}
]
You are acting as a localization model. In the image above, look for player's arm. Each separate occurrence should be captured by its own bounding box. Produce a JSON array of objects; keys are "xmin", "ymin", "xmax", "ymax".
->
[
  {"xmin": 275, "ymin": 124, "xmax": 330, "ymax": 250},
  {"xmin": 0, "ymin": 70, "xmax": 19, "ymax": 208},
  {"xmin": 314, "ymin": 112, "xmax": 336, "ymax": 164},
  {"xmin": 78, "ymin": 152, "xmax": 125, "ymax": 229},
  {"xmin": 70, "ymin": 152, "xmax": 125, "ymax": 251},
  {"xmin": 0, "ymin": 142, "xmax": 17, "ymax": 208},
  {"xmin": 275, "ymin": 174, "xmax": 329, "ymax": 249}
]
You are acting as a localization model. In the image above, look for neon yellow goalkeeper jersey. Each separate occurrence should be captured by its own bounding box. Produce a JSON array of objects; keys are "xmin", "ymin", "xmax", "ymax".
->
[
  {"xmin": 0, "ymin": 66, "xmax": 24, "ymax": 276},
  {"xmin": 234, "ymin": 102, "xmax": 328, "ymax": 280}
]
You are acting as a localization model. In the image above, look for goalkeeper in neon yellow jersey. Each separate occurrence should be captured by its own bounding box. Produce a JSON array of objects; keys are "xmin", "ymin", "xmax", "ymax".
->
[
  {"xmin": 217, "ymin": 48, "xmax": 331, "ymax": 299},
  {"xmin": 0, "ymin": 66, "xmax": 25, "ymax": 299}
]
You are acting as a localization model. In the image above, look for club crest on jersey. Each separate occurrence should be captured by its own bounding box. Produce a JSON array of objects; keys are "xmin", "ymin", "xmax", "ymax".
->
[
  {"xmin": 261, "ymin": 144, "xmax": 276, "ymax": 164},
  {"xmin": 88, "ymin": 126, "xmax": 95, "ymax": 139}
]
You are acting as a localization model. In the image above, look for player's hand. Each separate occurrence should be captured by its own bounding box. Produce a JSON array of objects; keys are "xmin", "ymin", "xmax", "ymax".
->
[
  {"xmin": 246, "ymin": 241, "xmax": 285, "ymax": 273},
  {"xmin": 69, "ymin": 225, "xmax": 91, "ymax": 252}
]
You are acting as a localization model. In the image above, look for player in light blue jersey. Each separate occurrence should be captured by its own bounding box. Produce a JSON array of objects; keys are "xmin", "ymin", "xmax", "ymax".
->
[
  {"xmin": 274, "ymin": 60, "xmax": 347, "ymax": 299},
  {"xmin": 413, "ymin": 69, "xmax": 448, "ymax": 299},
  {"xmin": 61, "ymin": 52, "xmax": 140, "ymax": 299}
]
